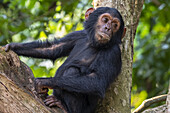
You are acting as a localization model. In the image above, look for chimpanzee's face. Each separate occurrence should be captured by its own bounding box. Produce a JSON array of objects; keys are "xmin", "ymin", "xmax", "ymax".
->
[
  {"xmin": 95, "ymin": 13, "xmax": 120, "ymax": 44},
  {"xmin": 84, "ymin": 7, "xmax": 125, "ymax": 47}
]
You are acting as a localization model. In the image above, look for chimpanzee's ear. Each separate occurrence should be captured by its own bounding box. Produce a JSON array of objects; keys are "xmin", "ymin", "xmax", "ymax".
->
[
  {"xmin": 85, "ymin": 8, "xmax": 95, "ymax": 20},
  {"xmin": 121, "ymin": 27, "xmax": 126, "ymax": 39}
]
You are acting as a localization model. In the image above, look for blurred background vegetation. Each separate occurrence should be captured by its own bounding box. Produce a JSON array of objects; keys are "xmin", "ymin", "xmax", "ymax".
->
[{"xmin": 0, "ymin": 0, "xmax": 169, "ymax": 111}]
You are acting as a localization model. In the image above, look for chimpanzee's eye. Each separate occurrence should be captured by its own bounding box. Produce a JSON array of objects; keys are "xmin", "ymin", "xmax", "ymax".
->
[{"xmin": 102, "ymin": 17, "xmax": 109, "ymax": 23}]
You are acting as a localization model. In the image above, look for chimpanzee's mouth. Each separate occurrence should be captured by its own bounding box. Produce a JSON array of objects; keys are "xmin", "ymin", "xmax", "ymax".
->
[{"xmin": 97, "ymin": 32, "xmax": 110, "ymax": 41}]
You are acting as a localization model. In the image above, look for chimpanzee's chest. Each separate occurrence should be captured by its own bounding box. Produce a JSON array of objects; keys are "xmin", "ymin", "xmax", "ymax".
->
[
  {"xmin": 61, "ymin": 40, "xmax": 98, "ymax": 77},
  {"xmin": 70, "ymin": 40, "xmax": 97, "ymax": 65}
]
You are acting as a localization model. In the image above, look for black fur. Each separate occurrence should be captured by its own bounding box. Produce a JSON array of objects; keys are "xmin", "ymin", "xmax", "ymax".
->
[{"xmin": 7, "ymin": 7, "xmax": 124, "ymax": 113}]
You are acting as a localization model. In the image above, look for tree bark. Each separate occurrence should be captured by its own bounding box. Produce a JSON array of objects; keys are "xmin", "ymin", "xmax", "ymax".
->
[
  {"xmin": 93, "ymin": 0, "xmax": 144, "ymax": 113},
  {"xmin": 0, "ymin": 47, "xmax": 63, "ymax": 113}
]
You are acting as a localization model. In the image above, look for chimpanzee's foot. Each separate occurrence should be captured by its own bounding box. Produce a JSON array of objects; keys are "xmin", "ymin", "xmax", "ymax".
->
[{"xmin": 44, "ymin": 95, "xmax": 67, "ymax": 113}]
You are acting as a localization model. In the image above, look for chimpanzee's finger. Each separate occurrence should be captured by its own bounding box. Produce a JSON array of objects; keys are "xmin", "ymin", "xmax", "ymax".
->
[{"xmin": 5, "ymin": 44, "xmax": 10, "ymax": 52}]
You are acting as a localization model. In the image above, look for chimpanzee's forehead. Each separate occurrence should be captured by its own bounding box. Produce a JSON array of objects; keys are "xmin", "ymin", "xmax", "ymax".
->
[
  {"xmin": 107, "ymin": 9, "xmax": 121, "ymax": 18},
  {"xmin": 95, "ymin": 7, "xmax": 121, "ymax": 18}
]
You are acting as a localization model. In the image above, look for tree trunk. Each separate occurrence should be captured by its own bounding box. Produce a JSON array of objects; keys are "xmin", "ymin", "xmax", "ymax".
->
[
  {"xmin": 93, "ymin": 0, "xmax": 144, "ymax": 113},
  {"xmin": 0, "ymin": 48, "xmax": 63, "ymax": 113}
]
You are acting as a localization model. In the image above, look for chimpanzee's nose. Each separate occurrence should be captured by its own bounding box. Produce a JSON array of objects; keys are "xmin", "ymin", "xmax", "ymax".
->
[{"xmin": 104, "ymin": 24, "xmax": 111, "ymax": 32}]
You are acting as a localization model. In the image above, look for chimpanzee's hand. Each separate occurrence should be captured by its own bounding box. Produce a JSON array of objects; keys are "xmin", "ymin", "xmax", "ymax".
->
[
  {"xmin": 35, "ymin": 78, "xmax": 49, "ymax": 94},
  {"xmin": 5, "ymin": 43, "xmax": 16, "ymax": 52}
]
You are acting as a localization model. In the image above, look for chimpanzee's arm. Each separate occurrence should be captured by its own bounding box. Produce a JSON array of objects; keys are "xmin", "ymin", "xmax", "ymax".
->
[
  {"xmin": 54, "ymin": 74, "xmax": 107, "ymax": 97},
  {"xmin": 5, "ymin": 30, "xmax": 86, "ymax": 60},
  {"xmin": 35, "ymin": 45, "xmax": 122, "ymax": 97},
  {"xmin": 35, "ymin": 73, "xmax": 107, "ymax": 97}
]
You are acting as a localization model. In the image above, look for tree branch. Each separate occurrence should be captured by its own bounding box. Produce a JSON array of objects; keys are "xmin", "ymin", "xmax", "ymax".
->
[
  {"xmin": 133, "ymin": 94, "xmax": 167, "ymax": 113},
  {"xmin": 0, "ymin": 47, "xmax": 62, "ymax": 113}
]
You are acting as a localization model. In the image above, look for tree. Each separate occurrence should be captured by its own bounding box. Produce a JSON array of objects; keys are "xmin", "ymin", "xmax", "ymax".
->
[{"xmin": 0, "ymin": 0, "xmax": 144, "ymax": 113}]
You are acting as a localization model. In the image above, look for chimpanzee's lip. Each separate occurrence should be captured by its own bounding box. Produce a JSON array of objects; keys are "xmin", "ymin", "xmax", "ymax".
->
[{"xmin": 97, "ymin": 32, "xmax": 110, "ymax": 40}]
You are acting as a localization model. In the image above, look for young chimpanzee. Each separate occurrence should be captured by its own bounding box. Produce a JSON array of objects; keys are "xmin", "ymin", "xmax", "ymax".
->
[{"xmin": 5, "ymin": 7, "xmax": 126, "ymax": 113}]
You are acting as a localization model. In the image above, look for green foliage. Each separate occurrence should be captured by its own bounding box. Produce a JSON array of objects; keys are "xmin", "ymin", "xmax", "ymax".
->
[
  {"xmin": 132, "ymin": 0, "xmax": 170, "ymax": 109},
  {"xmin": 131, "ymin": 86, "xmax": 148, "ymax": 109},
  {"xmin": 0, "ymin": 0, "xmax": 92, "ymax": 78}
]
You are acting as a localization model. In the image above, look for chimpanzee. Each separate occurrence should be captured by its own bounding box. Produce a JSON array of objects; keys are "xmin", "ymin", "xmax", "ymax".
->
[{"xmin": 5, "ymin": 7, "xmax": 126, "ymax": 113}]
